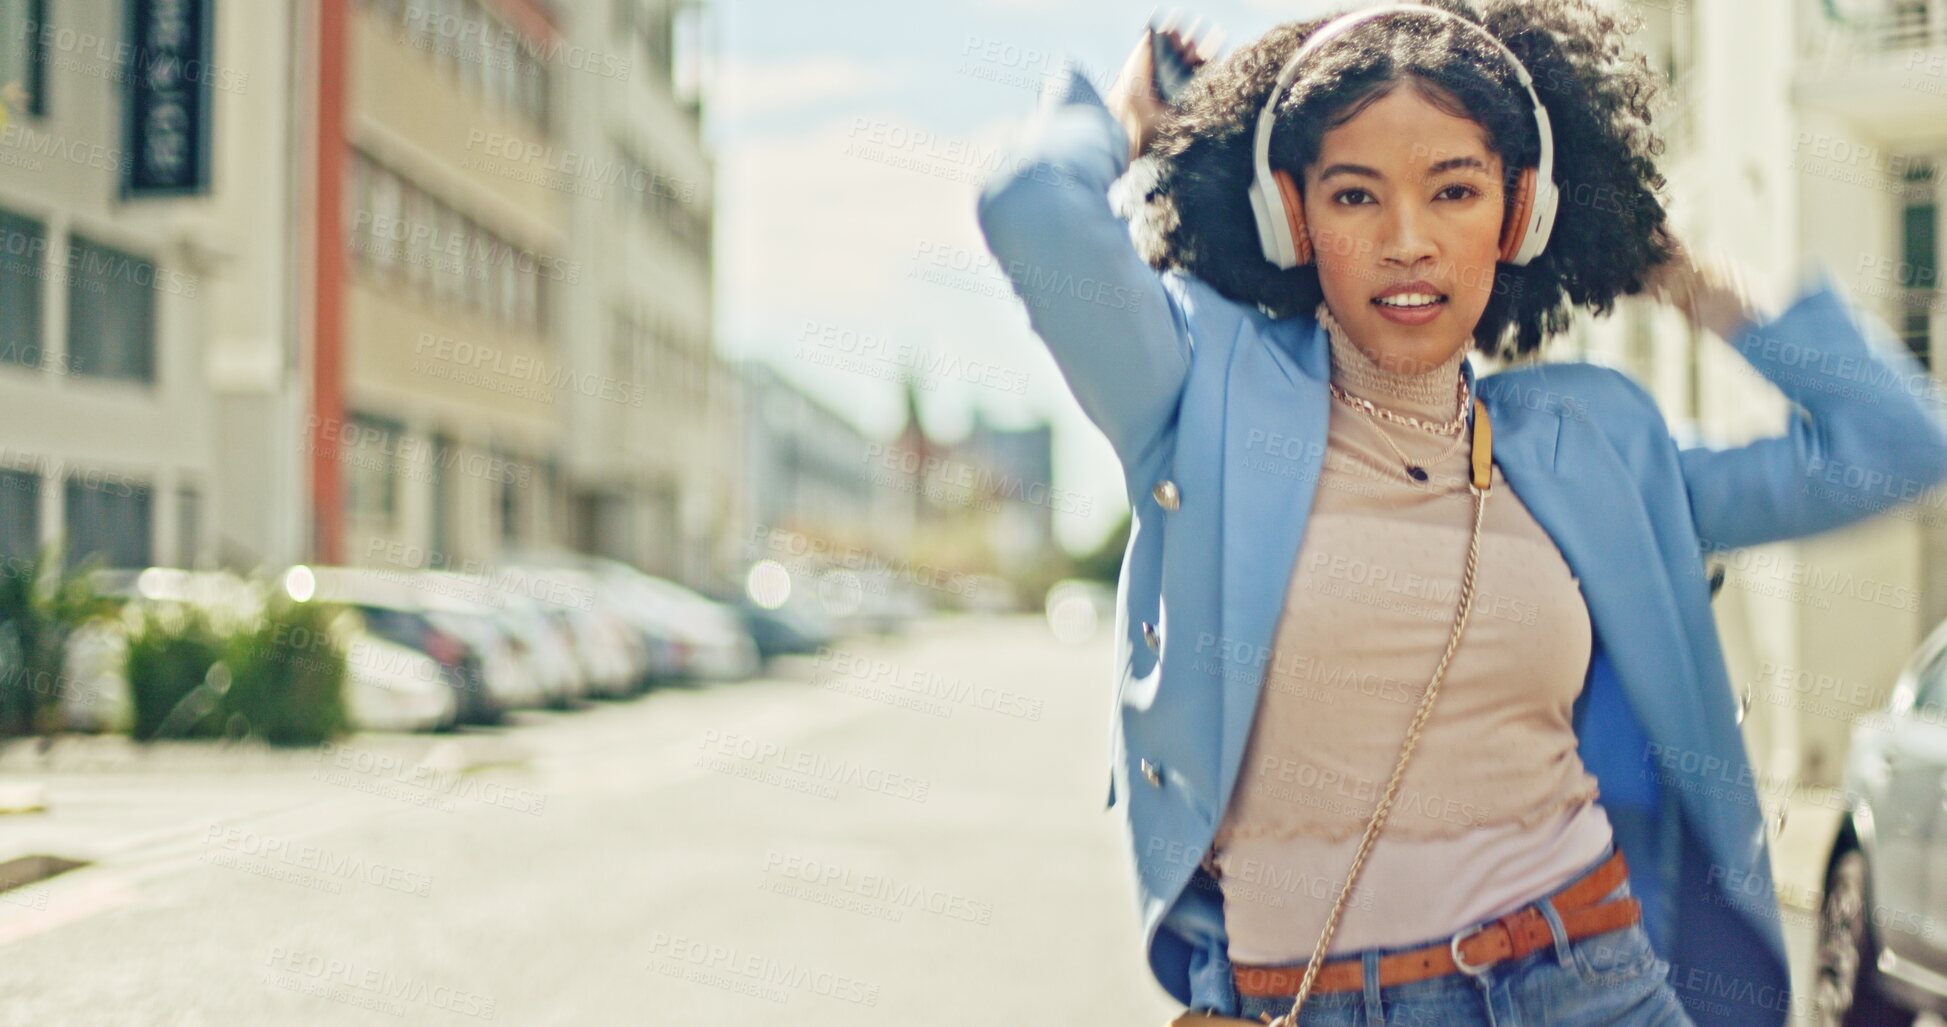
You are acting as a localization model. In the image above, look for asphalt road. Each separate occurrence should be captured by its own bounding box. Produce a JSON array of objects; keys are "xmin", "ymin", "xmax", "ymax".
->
[
  {"xmin": 0, "ymin": 614, "xmax": 1171, "ymax": 1026},
  {"xmin": 0, "ymin": 612, "xmax": 1934, "ymax": 1025}
]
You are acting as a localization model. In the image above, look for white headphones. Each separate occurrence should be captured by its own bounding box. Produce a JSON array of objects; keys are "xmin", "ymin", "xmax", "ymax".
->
[{"xmin": 1245, "ymin": 3, "xmax": 1560, "ymax": 269}]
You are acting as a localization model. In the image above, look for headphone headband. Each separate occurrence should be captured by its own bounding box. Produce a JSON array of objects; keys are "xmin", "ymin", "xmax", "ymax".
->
[{"xmin": 1249, "ymin": 2, "xmax": 1559, "ymax": 268}]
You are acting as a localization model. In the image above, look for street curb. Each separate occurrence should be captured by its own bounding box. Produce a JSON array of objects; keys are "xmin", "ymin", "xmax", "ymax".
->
[{"xmin": 0, "ymin": 854, "xmax": 88, "ymax": 895}]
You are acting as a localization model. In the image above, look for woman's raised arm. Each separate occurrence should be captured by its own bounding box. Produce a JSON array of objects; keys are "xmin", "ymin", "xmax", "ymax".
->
[
  {"xmin": 1644, "ymin": 255, "xmax": 1947, "ymax": 552},
  {"xmin": 974, "ymin": 33, "xmax": 1201, "ymax": 468}
]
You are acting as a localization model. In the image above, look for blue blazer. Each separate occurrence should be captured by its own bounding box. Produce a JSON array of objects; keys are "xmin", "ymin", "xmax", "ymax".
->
[{"xmin": 974, "ymin": 63, "xmax": 1947, "ymax": 1024}]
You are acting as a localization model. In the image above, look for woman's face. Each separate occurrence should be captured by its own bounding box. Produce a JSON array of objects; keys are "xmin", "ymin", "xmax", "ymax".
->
[{"xmin": 1300, "ymin": 80, "xmax": 1506, "ymax": 375}]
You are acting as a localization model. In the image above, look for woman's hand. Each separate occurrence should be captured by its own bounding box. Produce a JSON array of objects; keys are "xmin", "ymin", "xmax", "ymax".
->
[
  {"xmin": 1642, "ymin": 233, "xmax": 1774, "ymax": 341},
  {"xmin": 1104, "ymin": 25, "xmax": 1209, "ymax": 165}
]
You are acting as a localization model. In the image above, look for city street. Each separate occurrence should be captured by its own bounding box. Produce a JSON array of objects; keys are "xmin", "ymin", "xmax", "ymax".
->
[
  {"xmin": 0, "ymin": 614, "xmax": 1174, "ymax": 1026},
  {"xmin": 0, "ymin": 613, "xmax": 1919, "ymax": 1026}
]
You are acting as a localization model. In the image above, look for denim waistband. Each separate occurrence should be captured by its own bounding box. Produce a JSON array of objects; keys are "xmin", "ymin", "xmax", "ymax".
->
[{"xmin": 1230, "ymin": 837, "xmax": 1627, "ymax": 990}]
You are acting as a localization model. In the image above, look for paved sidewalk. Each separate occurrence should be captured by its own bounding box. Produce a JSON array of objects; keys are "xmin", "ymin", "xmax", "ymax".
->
[{"xmin": 0, "ymin": 732, "xmax": 530, "ymax": 888}]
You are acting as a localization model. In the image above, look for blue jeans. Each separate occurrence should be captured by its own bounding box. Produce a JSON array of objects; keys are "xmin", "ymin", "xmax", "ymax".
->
[{"xmin": 1227, "ymin": 844, "xmax": 1695, "ymax": 1026}]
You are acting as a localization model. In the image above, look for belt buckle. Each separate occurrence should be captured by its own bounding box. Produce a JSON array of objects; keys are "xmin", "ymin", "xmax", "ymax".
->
[{"xmin": 1449, "ymin": 922, "xmax": 1494, "ymax": 978}]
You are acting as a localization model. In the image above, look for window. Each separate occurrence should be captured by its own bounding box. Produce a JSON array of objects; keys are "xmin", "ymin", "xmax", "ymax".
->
[
  {"xmin": 0, "ymin": 208, "xmax": 43, "ymax": 368},
  {"xmin": 65, "ymin": 472, "xmax": 152, "ymax": 570},
  {"xmin": 497, "ymin": 239, "xmax": 518, "ymax": 324},
  {"xmin": 434, "ymin": 204, "xmax": 464, "ymax": 304},
  {"xmin": 0, "ymin": 467, "xmax": 37, "ymax": 561},
  {"xmin": 176, "ymin": 485, "xmax": 199, "ymax": 567},
  {"xmin": 369, "ymin": 158, "xmax": 402, "ymax": 272},
  {"xmin": 498, "ymin": 453, "xmax": 521, "ymax": 544},
  {"xmin": 66, "ymin": 236, "xmax": 157, "ymax": 383},
  {"xmin": 403, "ymin": 185, "xmax": 431, "ymax": 289},
  {"xmin": 348, "ymin": 145, "xmax": 559, "ymax": 336},
  {"xmin": 343, "ymin": 412, "xmax": 402, "ymax": 526},
  {"xmin": 518, "ymin": 251, "xmax": 539, "ymax": 332},
  {"xmin": 0, "ymin": 0, "xmax": 48, "ymax": 118},
  {"xmin": 1898, "ymin": 161, "xmax": 1937, "ymax": 369}
]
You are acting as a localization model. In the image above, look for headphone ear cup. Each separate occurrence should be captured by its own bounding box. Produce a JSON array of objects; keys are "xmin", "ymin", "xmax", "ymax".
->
[
  {"xmin": 1499, "ymin": 166, "xmax": 1538, "ymax": 264},
  {"xmin": 1272, "ymin": 168, "xmax": 1311, "ymax": 266}
]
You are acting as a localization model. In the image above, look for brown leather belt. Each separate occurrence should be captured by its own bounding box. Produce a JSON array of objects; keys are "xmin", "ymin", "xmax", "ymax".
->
[{"xmin": 1231, "ymin": 849, "xmax": 1639, "ymax": 997}]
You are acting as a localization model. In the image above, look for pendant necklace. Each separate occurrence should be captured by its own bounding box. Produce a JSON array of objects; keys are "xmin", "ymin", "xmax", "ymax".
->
[{"xmin": 1328, "ymin": 373, "xmax": 1471, "ymax": 484}]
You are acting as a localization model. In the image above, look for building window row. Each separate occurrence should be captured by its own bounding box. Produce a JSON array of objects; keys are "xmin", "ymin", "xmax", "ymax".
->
[
  {"xmin": 613, "ymin": 0, "xmax": 673, "ymax": 76},
  {"xmin": 349, "ymin": 148, "xmax": 557, "ymax": 337},
  {"xmin": 610, "ymin": 306, "xmax": 706, "ymax": 408},
  {"xmin": 608, "ymin": 139, "xmax": 709, "ymax": 257},
  {"xmin": 0, "ymin": 207, "xmax": 159, "ymax": 384},
  {"xmin": 363, "ymin": 0, "xmax": 551, "ymax": 131},
  {"xmin": 0, "ymin": 464, "xmax": 165, "ymax": 570}
]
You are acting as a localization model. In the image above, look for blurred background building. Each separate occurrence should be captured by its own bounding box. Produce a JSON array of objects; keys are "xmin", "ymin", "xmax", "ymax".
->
[
  {"xmin": 0, "ymin": 0, "xmax": 272, "ymax": 572},
  {"xmin": 1555, "ymin": 0, "xmax": 1947, "ymax": 790}
]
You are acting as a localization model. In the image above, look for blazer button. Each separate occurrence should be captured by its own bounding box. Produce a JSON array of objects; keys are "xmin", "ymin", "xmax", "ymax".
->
[
  {"xmin": 1142, "ymin": 621, "xmax": 1160, "ymax": 651},
  {"xmin": 1140, "ymin": 757, "xmax": 1163, "ymax": 788},
  {"xmin": 1152, "ymin": 479, "xmax": 1180, "ymax": 511}
]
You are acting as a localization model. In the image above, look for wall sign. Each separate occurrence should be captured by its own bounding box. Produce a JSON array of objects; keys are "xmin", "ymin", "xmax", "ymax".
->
[{"xmin": 122, "ymin": 0, "xmax": 214, "ymax": 197}]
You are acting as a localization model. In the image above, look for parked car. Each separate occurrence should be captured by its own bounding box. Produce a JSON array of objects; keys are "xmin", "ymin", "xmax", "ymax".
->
[
  {"xmin": 500, "ymin": 592, "xmax": 591, "ymax": 708},
  {"xmin": 415, "ymin": 571, "xmax": 564, "ymax": 711},
  {"xmin": 496, "ymin": 563, "xmax": 652, "ymax": 697},
  {"xmin": 733, "ymin": 596, "xmax": 835, "ymax": 663},
  {"xmin": 57, "ymin": 617, "xmax": 133, "ymax": 733},
  {"xmin": 341, "ymin": 632, "xmax": 458, "ymax": 733},
  {"xmin": 305, "ymin": 568, "xmax": 504, "ymax": 726},
  {"xmin": 600, "ymin": 566, "xmax": 761, "ymax": 681},
  {"xmin": 1815, "ymin": 617, "xmax": 1947, "ymax": 1024}
]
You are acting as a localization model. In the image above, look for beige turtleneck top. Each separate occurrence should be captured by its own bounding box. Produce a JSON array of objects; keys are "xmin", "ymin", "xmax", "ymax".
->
[{"xmin": 1208, "ymin": 302, "xmax": 1613, "ymax": 964}]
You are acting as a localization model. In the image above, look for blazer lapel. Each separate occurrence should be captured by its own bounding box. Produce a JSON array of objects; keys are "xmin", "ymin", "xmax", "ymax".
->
[{"xmin": 1217, "ymin": 316, "xmax": 1328, "ymax": 810}]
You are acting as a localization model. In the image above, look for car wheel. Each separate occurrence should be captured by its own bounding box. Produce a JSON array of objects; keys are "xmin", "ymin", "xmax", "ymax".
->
[{"xmin": 1815, "ymin": 847, "xmax": 1915, "ymax": 1027}]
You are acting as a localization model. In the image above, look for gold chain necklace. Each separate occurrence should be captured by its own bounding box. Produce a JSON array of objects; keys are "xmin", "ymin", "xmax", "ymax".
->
[
  {"xmin": 1328, "ymin": 374, "xmax": 1471, "ymax": 483},
  {"xmin": 1327, "ymin": 370, "xmax": 1470, "ymax": 435}
]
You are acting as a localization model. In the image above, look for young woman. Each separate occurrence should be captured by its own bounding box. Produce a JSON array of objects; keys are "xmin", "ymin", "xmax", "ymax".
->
[{"xmin": 974, "ymin": 1, "xmax": 1947, "ymax": 1025}]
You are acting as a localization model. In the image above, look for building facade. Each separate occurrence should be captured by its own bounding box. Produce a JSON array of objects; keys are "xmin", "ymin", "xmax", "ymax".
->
[
  {"xmin": 0, "ymin": 0, "xmax": 303, "ymax": 573},
  {"xmin": 1565, "ymin": 0, "xmax": 1947, "ymax": 791}
]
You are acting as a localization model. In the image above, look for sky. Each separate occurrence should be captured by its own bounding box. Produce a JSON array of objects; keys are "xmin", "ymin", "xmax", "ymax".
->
[{"xmin": 702, "ymin": 0, "xmax": 1337, "ymax": 556}]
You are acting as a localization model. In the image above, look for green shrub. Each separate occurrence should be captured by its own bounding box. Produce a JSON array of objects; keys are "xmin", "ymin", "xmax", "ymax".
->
[
  {"xmin": 0, "ymin": 543, "xmax": 114, "ymax": 738},
  {"xmin": 222, "ymin": 596, "xmax": 350, "ymax": 746},
  {"xmin": 125, "ymin": 602, "xmax": 228, "ymax": 741},
  {"xmin": 126, "ymin": 586, "xmax": 352, "ymax": 747}
]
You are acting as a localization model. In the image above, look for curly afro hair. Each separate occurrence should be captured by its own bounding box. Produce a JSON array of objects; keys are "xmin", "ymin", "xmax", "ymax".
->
[{"xmin": 1128, "ymin": 0, "xmax": 1675, "ymax": 359}]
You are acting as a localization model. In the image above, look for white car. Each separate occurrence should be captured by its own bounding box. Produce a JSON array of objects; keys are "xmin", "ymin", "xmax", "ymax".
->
[
  {"xmin": 342, "ymin": 632, "xmax": 457, "ymax": 733},
  {"xmin": 414, "ymin": 570, "xmax": 566, "ymax": 711},
  {"xmin": 599, "ymin": 566, "xmax": 760, "ymax": 681},
  {"xmin": 58, "ymin": 618, "xmax": 133, "ymax": 733}
]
